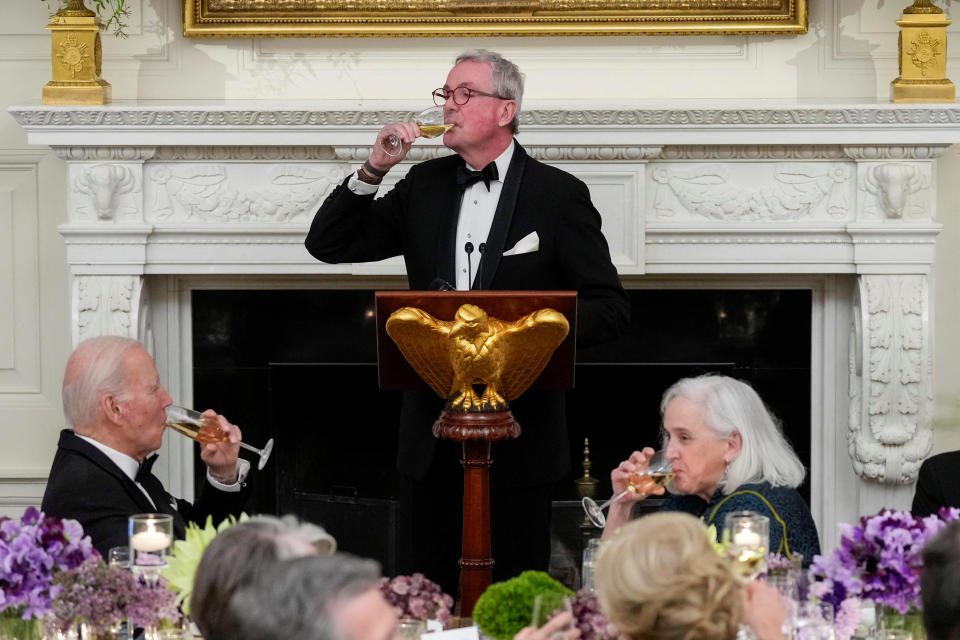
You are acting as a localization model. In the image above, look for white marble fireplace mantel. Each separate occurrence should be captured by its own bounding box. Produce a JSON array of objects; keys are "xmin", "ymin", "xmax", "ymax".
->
[{"xmin": 10, "ymin": 100, "xmax": 959, "ymax": 547}]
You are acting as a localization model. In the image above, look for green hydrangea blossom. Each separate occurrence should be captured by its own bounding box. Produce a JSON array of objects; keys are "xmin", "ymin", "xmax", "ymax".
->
[{"xmin": 472, "ymin": 570, "xmax": 573, "ymax": 640}]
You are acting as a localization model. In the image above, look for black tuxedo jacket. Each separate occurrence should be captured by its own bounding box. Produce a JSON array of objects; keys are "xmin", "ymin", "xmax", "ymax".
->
[
  {"xmin": 912, "ymin": 450, "xmax": 960, "ymax": 517},
  {"xmin": 41, "ymin": 430, "xmax": 252, "ymax": 558},
  {"xmin": 306, "ymin": 142, "xmax": 630, "ymax": 486}
]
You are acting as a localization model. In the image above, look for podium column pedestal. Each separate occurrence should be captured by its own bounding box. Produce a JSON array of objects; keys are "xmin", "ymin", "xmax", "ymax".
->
[{"xmin": 433, "ymin": 408, "xmax": 520, "ymax": 617}]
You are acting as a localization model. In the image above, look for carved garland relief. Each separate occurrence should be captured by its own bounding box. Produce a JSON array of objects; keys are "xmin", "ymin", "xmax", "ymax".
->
[
  {"xmin": 649, "ymin": 162, "xmax": 852, "ymax": 221},
  {"xmin": 145, "ymin": 163, "xmax": 346, "ymax": 223}
]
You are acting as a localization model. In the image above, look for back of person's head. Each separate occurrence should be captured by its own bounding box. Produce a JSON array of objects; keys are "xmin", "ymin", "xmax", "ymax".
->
[
  {"xmin": 595, "ymin": 512, "xmax": 742, "ymax": 640},
  {"xmin": 191, "ymin": 515, "xmax": 337, "ymax": 640},
  {"xmin": 922, "ymin": 520, "xmax": 960, "ymax": 640},
  {"xmin": 454, "ymin": 49, "xmax": 524, "ymax": 133},
  {"xmin": 661, "ymin": 374, "xmax": 805, "ymax": 493},
  {"xmin": 62, "ymin": 335, "xmax": 143, "ymax": 430},
  {"xmin": 224, "ymin": 554, "xmax": 381, "ymax": 640}
]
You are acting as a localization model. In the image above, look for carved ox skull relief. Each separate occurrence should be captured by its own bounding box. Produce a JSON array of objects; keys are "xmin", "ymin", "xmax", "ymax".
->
[
  {"xmin": 74, "ymin": 164, "xmax": 137, "ymax": 221},
  {"xmin": 863, "ymin": 163, "xmax": 926, "ymax": 219}
]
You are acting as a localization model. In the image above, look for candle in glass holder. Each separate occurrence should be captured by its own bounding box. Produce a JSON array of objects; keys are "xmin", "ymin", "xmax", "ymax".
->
[
  {"xmin": 732, "ymin": 528, "xmax": 762, "ymax": 548},
  {"xmin": 131, "ymin": 526, "xmax": 171, "ymax": 552}
]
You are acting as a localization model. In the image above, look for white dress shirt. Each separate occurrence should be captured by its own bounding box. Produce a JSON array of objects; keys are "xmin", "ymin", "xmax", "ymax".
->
[
  {"xmin": 454, "ymin": 141, "xmax": 514, "ymax": 291},
  {"xmin": 346, "ymin": 141, "xmax": 516, "ymax": 290},
  {"xmin": 75, "ymin": 434, "xmax": 249, "ymax": 510}
]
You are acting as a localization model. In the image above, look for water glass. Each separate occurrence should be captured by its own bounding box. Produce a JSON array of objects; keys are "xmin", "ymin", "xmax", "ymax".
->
[
  {"xmin": 789, "ymin": 601, "xmax": 835, "ymax": 640},
  {"xmin": 395, "ymin": 618, "xmax": 426, "ymax": 639},
  {"xmin": 531, "ymin": 593, "xmax": 572, "ymax": 629},
  {"xmin": 877, "ymin": 631, "xmax": 913, "ymax": 640},
  {"xmin": 581, "ymin": 538, "xmax": 603, "ymax": 591},
  {"xmin": 795, "ymin": 621, "xmax": 835, "ymax": 640},
  {"xmin": 107, "ymin": 545, "xmax": 130, "ymax": 569}
]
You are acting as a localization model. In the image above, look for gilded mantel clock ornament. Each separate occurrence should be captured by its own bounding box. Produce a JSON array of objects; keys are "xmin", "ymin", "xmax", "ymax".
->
[
  {"xmin": 42, "ymin": 0, "xmax": 112, "ymax": 105},
  {"xmin": 891, "ymin": 0, "xmax": 955, "ymax": 102}
]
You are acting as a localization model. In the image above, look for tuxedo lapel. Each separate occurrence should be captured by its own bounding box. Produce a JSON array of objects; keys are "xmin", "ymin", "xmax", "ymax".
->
[
  {"xmin": 474, "ymin": 142, "xmax": 527, "ymax": 290},
  {"xmin": 59, "ymin": 431, "xmax": 157, "ymax": 515},
  {"xmin": 434, "ymin": 162, "xmax": 463, "ymax": 287}
]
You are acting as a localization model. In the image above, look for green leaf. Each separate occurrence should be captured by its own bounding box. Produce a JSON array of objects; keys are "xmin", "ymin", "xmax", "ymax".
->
[{"xmin": 160, "ymin": 513, "xmax": 245, "ymax": 616}]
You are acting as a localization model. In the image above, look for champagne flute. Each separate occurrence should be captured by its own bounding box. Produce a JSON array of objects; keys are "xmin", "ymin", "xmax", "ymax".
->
[
  {"xmin": 379, "ymin": 106, "xmax": 452, "ymax": 157},
  {"xmin": 581, "ymin": 449, "xmax": 673, "ymax": 528},
  {"xmin": 165, "ymin": 405, "xmax": 274, "ymax": 471},
  {"xmin": 724, "ymin": 511, "xmax": 770, "ymax": 582}
]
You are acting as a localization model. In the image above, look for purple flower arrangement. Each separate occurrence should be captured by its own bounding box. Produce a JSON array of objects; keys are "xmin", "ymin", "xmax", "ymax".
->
[
  {"xmin": 570, "ymin": 589, "xmax": 623, "ymax": 640},
  {"xmin": 379, "ymin": 573, "xmax": 454, "ymax": 628},
  {"xmin": 0, "ymin": 507, "xmax": 98, "ymax": 620},
  {"xmin": 48, "ymin": 557, "xmax": 181, "ymax": 635},
  {"xmin": 808, "ymin": 507, "xmax": 960, "ymax": 615}
]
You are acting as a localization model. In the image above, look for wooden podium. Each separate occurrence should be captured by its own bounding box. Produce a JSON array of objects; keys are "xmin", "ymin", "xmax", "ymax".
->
[{"xmin": 376, "ymin": 291, "xmax": 576, "ymax": 616}]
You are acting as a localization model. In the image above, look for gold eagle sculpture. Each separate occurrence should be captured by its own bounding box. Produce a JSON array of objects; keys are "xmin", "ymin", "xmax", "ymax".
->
[{"xmin": 386, "ymin": 304, "xmax": 570, "ymax": 412}]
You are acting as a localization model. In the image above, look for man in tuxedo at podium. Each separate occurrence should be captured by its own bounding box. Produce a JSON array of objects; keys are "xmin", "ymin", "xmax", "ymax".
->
[
  {"xmin": 306, "ymin": 49, "xmax": 629, "ymax": 592},
  {"xmin": 41, "ymin": 335, "xmax": 253, "ymax": 558}
]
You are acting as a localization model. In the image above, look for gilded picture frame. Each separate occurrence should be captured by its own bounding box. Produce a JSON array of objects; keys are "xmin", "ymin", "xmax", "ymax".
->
[{"xmin": 182, "ymin": 0, "xmax": 807, "ymax": 38}]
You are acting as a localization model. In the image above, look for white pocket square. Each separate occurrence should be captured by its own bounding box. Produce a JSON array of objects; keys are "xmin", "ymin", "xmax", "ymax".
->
[{"xmin": 502, "ymin": 231, "xmax": 539, "ymax": 256}]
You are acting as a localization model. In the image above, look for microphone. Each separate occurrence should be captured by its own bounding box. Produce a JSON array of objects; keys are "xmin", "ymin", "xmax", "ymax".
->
[
  {"xmin": 464, "ymin": 242, "xmax": 474, "ymax": 290},
  {"xmin": 476, "ymin": 243, "xmax": 486, "ymax": 291},
  {"xmin": 428, "ymin": 277, "xmax": 454, "ymax": 291}
]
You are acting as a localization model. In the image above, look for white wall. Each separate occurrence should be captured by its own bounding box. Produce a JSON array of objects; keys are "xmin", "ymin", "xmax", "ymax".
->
[{"xmin": 2, "ymin": 0, "xmax": 959, "ymax": 517}]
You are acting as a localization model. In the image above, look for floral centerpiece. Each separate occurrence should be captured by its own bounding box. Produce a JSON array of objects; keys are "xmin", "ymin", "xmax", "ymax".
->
[
  {"xmin": 161, "ymin": 514, "xmax": 245, "ymax": 616},
  {"xmin": 472, "ymin": 570, "xmax": 573, "ymax": 640},
  {"xmin": 808, "ymin": 507, "xmax": 960, "ymax": 640},
  {"xmin": 0, "ymin": 507, "xmax": 98, "ymax": 640},
  {"xmin": 48, "ymin": 557, "xmax": 181, "ymax": 639},
  {"xmin": 570, "ymin": 589, "xmax": 623, "ymax": 640},
  {"xmin": 764, "ymin": 551, "xmax": 803, "ymax": 577},
  {"xmin": 379, "ymin": 573, "xmax": 454, "ymax": 629}
]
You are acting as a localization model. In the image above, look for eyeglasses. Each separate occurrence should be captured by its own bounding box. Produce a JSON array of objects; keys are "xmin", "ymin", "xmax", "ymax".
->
[{"xmin": 432, "ymin": 86, "xmax": 510, "ymax": 106}]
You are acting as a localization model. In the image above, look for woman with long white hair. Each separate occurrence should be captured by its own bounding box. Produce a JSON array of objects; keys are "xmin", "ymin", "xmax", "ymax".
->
[{"xmin": 603, "ymin": 374, "xmax": 819, "ymax": 565}]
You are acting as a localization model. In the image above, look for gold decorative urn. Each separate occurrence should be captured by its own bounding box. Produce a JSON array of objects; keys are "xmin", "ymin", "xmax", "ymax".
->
[
  {"xmin": 43, "ymin": 0, "xmax": 111, "ymax": 105},
  {"xmin": 891, "ymin": 0, "xmax": 955, "ymax": 103}
]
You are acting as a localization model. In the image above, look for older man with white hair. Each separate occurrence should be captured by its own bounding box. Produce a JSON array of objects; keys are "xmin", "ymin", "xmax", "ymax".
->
[{"xmin": 41, "ymin": 335, "xmax": 252, "ymax": 557}]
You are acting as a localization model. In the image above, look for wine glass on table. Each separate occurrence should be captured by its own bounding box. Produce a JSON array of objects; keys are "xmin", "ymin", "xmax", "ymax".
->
[
  {"xmin": 724, "ymin": 511, "xmax": 770, "ymax": 582},
  {"xmin": 581, "ymin": 449, "xmax": 673, "ymax": 528},
  {"xmin": 165, "ymin": 405, "xmax": 274, "ymax": 471},
  {"xmin": 379, "ymin": 106, "xmax": 451, "ymax": 157}
]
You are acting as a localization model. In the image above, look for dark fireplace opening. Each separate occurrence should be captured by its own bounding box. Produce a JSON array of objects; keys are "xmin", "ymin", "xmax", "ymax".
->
[{"xmin": 193, "ymin": 288, "xmax": 811, "ymax": 578}]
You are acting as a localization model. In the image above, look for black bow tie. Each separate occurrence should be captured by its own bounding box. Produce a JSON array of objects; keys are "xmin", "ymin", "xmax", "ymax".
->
[
  {"xmin": 136, "ymin": 453, "xmax": 159, "ymax": 484},
  {"xmin": 457, "ymin": 162, "xmax": 499, "ymax": 191}
]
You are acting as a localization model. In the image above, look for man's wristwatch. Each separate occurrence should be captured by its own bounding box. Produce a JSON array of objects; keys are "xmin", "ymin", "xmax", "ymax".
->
[
  {"xmin": 356, "ymin": 159, "xmax": 387, "ymax": 185},
  {"xmin": 356, "ymin": 166, "xmax": 382, "ymax": 185}
]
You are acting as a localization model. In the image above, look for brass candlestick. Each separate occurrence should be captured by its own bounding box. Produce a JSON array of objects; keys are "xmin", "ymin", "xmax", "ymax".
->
[
  {"xmin": 575, "ymin": 438, "xmax": 601, "ymax": 544},
  {"xmin": 43, "ymin": 0, "xmax": 111, "ymax": 105},
  {"xmin": 891, "ymin": 0, "xmax": 955, "ymax": 102}
]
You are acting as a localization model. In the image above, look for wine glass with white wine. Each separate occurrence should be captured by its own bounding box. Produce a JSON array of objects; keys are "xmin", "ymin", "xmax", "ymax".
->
[
  {"xmin": 165, "ymin": 405, "xmax": 274, "ymax": 470},
  {"xmin": 379, "ymin": 106, "xmax": 452, "ymax": 157},
  {"xmin": 581, "ymin": 449, "xmax": 673, "ymax": 528}
]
